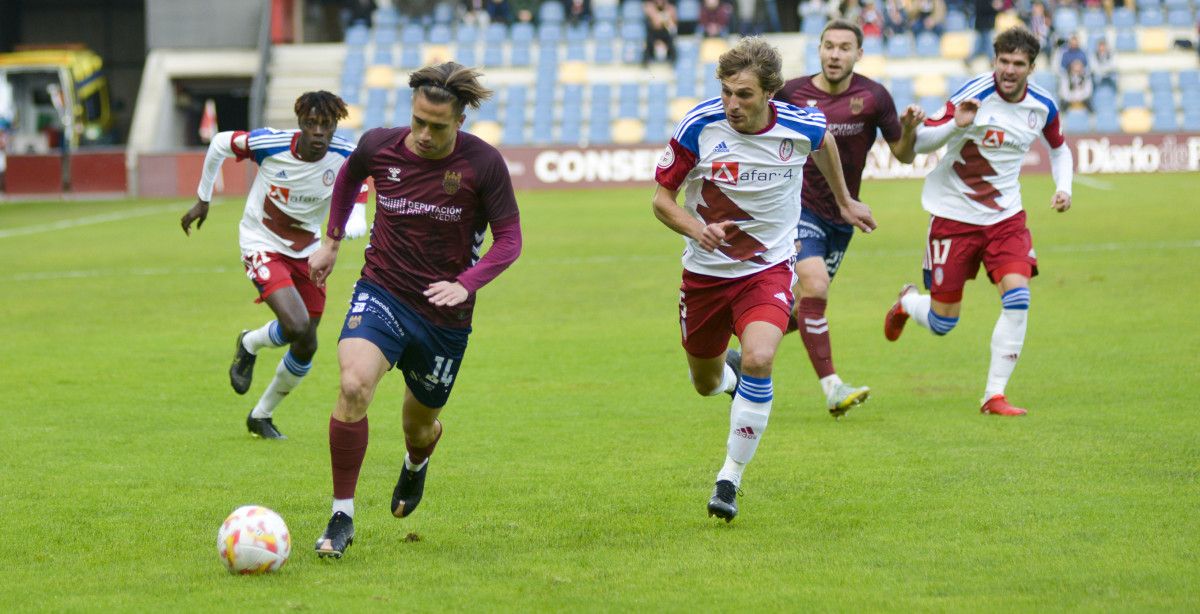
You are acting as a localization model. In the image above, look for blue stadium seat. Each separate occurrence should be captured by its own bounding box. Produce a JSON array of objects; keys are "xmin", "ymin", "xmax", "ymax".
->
[
  {"xmin": 483, "ymin": 41, "xmax": 504, "ymax": 66},
  {"xmin": 373, "ymin": 6, "xmax": 401, "ymax": 28},
  {"xmin": 621, "ymin": 0, "xmax": 644, "ymax": 23},
  {"xmin": 335, "ymin": 128, "xmax": 357, "ymax": 143},
  {"xmin": 1179, "ymin": 70, "xmax": 1200, "ymax": 90},
  {"xmin": 1148, "ymin": 71, "xmax": 1173, "ymax": 91},
  {"xmin": 803, "ymin": 16, "xmax": 827, "ymax": 35},
  {"xmin": 1064, "ymin": 109, "xmax": 1091, "ymax": 133},
  {"xmin": 401, "ymin": 23, "xmax": 424, "ymax": 45},
  {"xmin": 510, "ymin": 39, "xmax": 532, "ymax": 66},
  {"xmin": 1095, "ymin": 112, "xmax": 1120, "ymax": 133},
  {"xmin": 399, "ymin": 44, "xmax": 421, "ymax": 68},
  {"xmin": 566, "ymin": 40, "xmax": 586, "ymax": 60},
  {"xmin": 1115, "ymin": 28, "xmax": 1138, "ymax": 52},
  {"xmin": 594, "ymin": 40, "xmax": 615, "ymax": 63},
  {"xmin": 1167, "ymin": 8, "xmax": 1194, "ymax": 26},
  {"xmin": 1181, "ymin": 111, "xmax": 1200, "ymax": 131},
  {"xmin": 804, "ymin": 52, "xmax": 821, "ymax": 74},
  {"xmin": 457, "ymin": 25, "xmax": 479, "ymax": 45},
  {"xmin": 1139, "ymin": 0, "xmax": 1162, "ymax": 9},
  {"xmin": 678, "ymin": 0, "xmax": 701, "ymax": 23},
  {"xmin": 393, "ymin": 90, "xmax": 412, "ymax": 126},
  {"xmin": 945, "ymin": 10, "xmax": 968, "ymax": 31},
  {"xmin": 532, "ymin": 106, "xmax": 554, "ymax": 144},
  {"xmin": 560, "ymin": 102, "xmax": 583, "ymax": 144},
  {"xmin": 457, "ymin": 44, "xmax": 477, "ymax": 66},
  {"xmin": 364, "ymin": 88, "xmax": 388, "ymax": 129},
  {"xmin": 863, "ymin": 36, "xmax": 883, "ymax": 55},
  {"xmin": 432, "ymin": 2, "xmax": 454, "ymax": 24},
  {"xmin": 1153, "ymin": 109, "xmax": 1177, "ymax": 131},
  {"xmin": 1082, "ymin": 9, "xmax": 1108, "ymax": 29},
  {"xmin": 1112, "ymin": 7, "xmax": 1136, "ymax": 27},
  {"xmin": 916, "ymin": 32, "xmax": 940, "ymax": 57},
  {"xmin": 1162, "ymin": 0, "xmax": 1189, "ymax": 10},
  {"xmin": 429, "ymin": 24, "xmax": 452, "ymax": 44},
  {"xmin": 1137, "ymin": 9, "xmax": 1164, "ymax": 26},
  {"xmin": 1121, "ymin": 91, "xmax": 1146, "ymax": 108},
  {"xmin": 538, "ymin": 43, "xmax": 559, "ymax": 67},
  {"xmin": 1053, "ymin": 8, "xmax": 1079, "ymax": 33},
  {"xmin": 646, "ymin": 82, "xmax": 669, "ymax": 140},
  {"xmin": 539, "ymin": 23, "xmax": 563, "ymax": 42},
  {"xmin": 918, "ymin": 96, "xmax": 945, "ymax": 115},
  {"xmin": 477, "ymin": 97, "xmax": 499, "ymax": 122},
  {"xmin": 890, "ymin": 77, "xmax": 914, "ymax": 109},
  {"xmin": 503, "ymin": 88, "xmax": 527, "ymax": 144},
  {"xmin": 562, "ymin": 84, "xmax": 584, "ymax": 109},
  {"xmin": 594, "ymin": 2, "xmax": 619, "ymax": 23},
  {"xmin": 1093, "ymin": 87, "xmax": 1117, "ymax": 112},
  {"xmin": 886, "ymin": 35, "xmax": 913, "ymax": 57},
  {"xmin": 512, "ymin": 22, "xmax": 535, "ymax": 42},
  {"xmin": 590, "ymin": 84, "xmax": 613, "ymax": 144},
  {"xmin": 588, "ymin": 119, "xmax": 613, "ymax": 144},
  {"xmin": 345, "ymin": 24, "xmax": 369, "ymax": 47},
  {"xmin": 620, "ymin": 22, "xmax": 645, "ymax": 63},
  {"xmin": 540, "ymin": 0, "xmax": 566, "ymax": 23},
  {"xmin": 617, "ymin": 83, "xmax": 639, "ymax": 118},
  {"xmin": 703, "ymin": 63, "xmax": 721, "ymax": 99},
  {"xmin": 566, "ymin": 23, "xmax": 590, "ymax": 42},
  {"xmin": 1030, "ymin": 71, "xmax": 1056, "ymax": 93},
  {"xmin": 1088, "ymin": 31, "xmax": 1108, "ymax": 52},
  {"xmin": 485, "ymin": 23, "xmax": 507, "ymax": 43}
]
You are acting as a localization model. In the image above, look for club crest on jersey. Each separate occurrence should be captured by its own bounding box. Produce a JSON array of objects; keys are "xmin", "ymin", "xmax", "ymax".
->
[
  {"xmin": 657, "ymin": 146, "xmax": 675, "ymax": 169},
  {"xmin": 982, "ymin": 129, "xmax": 1005, "ymax": 148},
  {"xmin": 323, "ymin": 169, "xmax": 335, "ymax": 186},
  {"xmin": 347, "ymin": 315, "xmax": 362, "ymax": 329},
  {"xmin": 386, "ymin": 167, "xmax": 402, "ymax": 181},
  {"xmin": 849, "ymin": 96, "xmax": 864, "ymax": 115},
  {"xmin": 443, "ymin": 170, "xmax": 462, "ymax": 194},
  {"xmin": 778, "ymin": 139, "xmax": 794, "ymax": 161},
  {"xmin": 712, "ymin": 161, "xmax": 739, "ymax": 184},
  {"xmin": 1027, "ymin": 110, "xmax": 1038, "ymax": 128}
]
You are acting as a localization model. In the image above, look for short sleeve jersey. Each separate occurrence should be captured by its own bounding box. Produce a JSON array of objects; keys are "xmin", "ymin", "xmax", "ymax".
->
[
  {"xmin": 775, "ymin": 74, "xmax": 901, "ymax": 225},
  {"xmin": 345, "ymin": 127, "xmax": 520, "ymax": 329},
  {"xmin": 656, "ymin": 98, "xmax": 827, "ymax": 279},
  {"xmin": 921, "ymin": 73, "xmax": 1066, "ymax": 226},
  {"xmin": 233, "ymin": 128, "xmax": 355, "ymax": 258}
]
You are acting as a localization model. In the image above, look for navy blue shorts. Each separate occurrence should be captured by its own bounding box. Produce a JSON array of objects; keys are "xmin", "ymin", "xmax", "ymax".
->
[
  {"xmin": 794, "ymin": 209, "xmax": 855, "ymax": 278},
  {"xmin": 338, "ymin": 280, "xmax": 470, "ymax": 409}
]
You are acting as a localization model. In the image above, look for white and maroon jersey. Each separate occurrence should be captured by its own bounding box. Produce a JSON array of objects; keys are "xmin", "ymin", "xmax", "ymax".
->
[
  {"xmin": 921, "ymin": 73, "xmax": 1065, "ymax": 226},
  {"xmin": 197, "ymin": 128, "xmax": 358, "ymax": 258},
  {"xmin": 656, "ymin": 98, "xmax": 827, "ymax": 278}
]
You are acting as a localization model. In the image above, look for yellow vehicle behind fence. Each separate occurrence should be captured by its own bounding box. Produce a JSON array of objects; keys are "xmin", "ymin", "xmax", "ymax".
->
[{"xmin": 0, "ymin": 45, "xmax": 113, "ymax": 153}]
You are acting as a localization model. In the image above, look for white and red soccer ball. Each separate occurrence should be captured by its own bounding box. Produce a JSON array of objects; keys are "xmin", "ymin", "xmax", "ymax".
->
[{"xmin": 217, "ymin": 505, "xmax": 291, "ymax": 574}]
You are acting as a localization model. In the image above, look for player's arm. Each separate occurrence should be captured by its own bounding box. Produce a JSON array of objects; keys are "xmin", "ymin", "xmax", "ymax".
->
[
  {"xmin": 310, "ymin": 152, "xmax": 370, "ymax": 286},
  {"xmin": 887, "ymin": 104, "xmax": 925, "ymax": 164},
  {"xmin": 1042, "ymin": 112, "xmax": 1073, "ymax": 212},
  {"xmin": 652, "ymin": 184, "xmax": 736, "ymax": 251},
  {"xmin": 811, "ymin": 137, "xmax": 877, "ymax": 233},
  {"xmin": 915, "ymin": 99, "xmax": 977, "ymax": 154},
  {"xmin": 182, "ymin": 131, "xmax": 247, "ymax": 235}
]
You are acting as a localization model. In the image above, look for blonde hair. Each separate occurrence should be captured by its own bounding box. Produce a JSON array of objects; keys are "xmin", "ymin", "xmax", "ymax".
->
[
  {"xmin": 408, "ymin": 62, "xmax": 494, "ymax": 114},
  {"xmin": 716, "ymin": 37, "xmax": 784, "ymax": 94}
]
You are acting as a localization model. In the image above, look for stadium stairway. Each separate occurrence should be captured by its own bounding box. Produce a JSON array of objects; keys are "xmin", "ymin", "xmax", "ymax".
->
[{"xmin": 265, "ymin": 44, "xmax": 345, "ymax": 130}]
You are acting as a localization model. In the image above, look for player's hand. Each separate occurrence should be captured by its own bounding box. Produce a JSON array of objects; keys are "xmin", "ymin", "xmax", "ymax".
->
[
  {"xmin": 308, "ymin": 242, "xmax": 339, "ymax": 288},
  {"xmin": 424, "ymin": 281, "xmax": 469, "ymax": 307},
  {"xmin": 181, "ymin": 200, "xmax": 209, "ymax": 236},
  {"xmin": 954, "ymin": 99, "xmax": 980, "ymax": 128},
  {"xmin": 698, "ymin": 220, "xmax": 738, "ymax": 252},
  {"xmin": 1051, "ymin": 191, "xmax": 1071, "ymax": 212},
  {"xmin": 840, "ymin": 199, "xmax": 877, "ymax": 234},
  {"xmin": 345, "ymin": 203, "xmax": 368, "ymax": 239},
  {"xmin": 900, "ymin": 105, "xmax": 925, "ymax": 130}
]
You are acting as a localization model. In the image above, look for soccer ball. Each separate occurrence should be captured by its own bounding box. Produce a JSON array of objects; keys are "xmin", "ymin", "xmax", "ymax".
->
[{"xmin": 216, "ymin": 505, "xmax": 291, "ymax": 574}]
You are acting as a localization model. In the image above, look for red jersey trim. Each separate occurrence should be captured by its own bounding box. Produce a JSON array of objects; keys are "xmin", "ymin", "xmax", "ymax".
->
[
  {"xmin": 230, "ymin": 131, "xmax": 251, "ymax": 161},
  {"xmin": 924, "ymin": 101, "xmax": 957, "ymax": 127},
  {"xmin": 1042, "ymin": 114, "xmax": 1065, "ymax": 148},
  {"xmin": 656, "ymin": 139, "xmax": 698, "ymax": 191}
]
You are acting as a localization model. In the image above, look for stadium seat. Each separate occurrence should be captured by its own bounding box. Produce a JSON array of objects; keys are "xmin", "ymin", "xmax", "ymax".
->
[
  {"xmin": 940, "ymin": 31, "xmax": 973, "ymax": 60},
  {"xmin": 1121, "ymin": 91, "xmax": 1146, "ymax": 108},
  {"xmin": 945, "ymin": 10, "xmax": 968, "ymax": 31},
  {"xmin": 1138, "ymin": 9, "xmax": 1164, "ymax": 26},
  {"xmin": 915, "ymin": 32, "xmax": 940, "ymax": 57},
  {"xmin": 1153, "ymin": 108, "xmax": 1177, "ymax": 131},
  {"xmin": 594, "ymin": 40, "xmax": 615, "ymax": 64},
  {"xmin": 886, "ymin": 35, "xmax": 913, "ymax": 57},
  {"xmin": 432, "ymin": 2, "xmax": 454, "ymax": 24},
  {"xmin": 470, "ymin": 120, "xmax": 502, "ymax": 145},
  {"xmin": 559, "ymin": 60, "xmax": 588, "ymax": 84},
  {"xmin": 678, "ymin": 0, "xmax": 701, "ymax": 23},
  {"xmin": 373, "ymin": 6, "xmax": 401, "ymax": 28},
  {"xmin": 1148, "ymin": 71, "xmax": 1173, "ymax": 91},
  {"xmin": 485, "ymin": 23, "xmax": 507, "ymax": 43},
  {"xmin": 1115, "ymin": 29, "xmax": 1138, "ymax": 52},
  {"xmin": 703, "ymin": 63, "xmax": 721, "ymax": 99},
  {"xmin": 1162, "ymin": 0, "xmax": 1189, "ymax": 9},
  {"xmin": 855, "ymin": 55, "xmax": 886, "ymax": 78},
  {"xmin": 1088, "ymin": 31, "xmax": 1108, "ymax": 52},
  {"xmin": 393, "ymin": 90, "xmax": 412, "ymax": 125},
  {"xmin": 863, "ymin": 37, "xmax": 884, "ymax": 55},
  {"xmin": 560, "ymin": 102, "xmax": 583, "ymax": 144},
  {"xmin": 699, "ymin": 38, "xmax": 728, "ymax": 63},
  {"xmin": 621, "ymin": 0, "xmax": 644, "ymax": 23},
  {"xmin": 1181, "ymin": 112, "xmax": 1200, "ymax": 131},
  {"xmin": 364, "ymin": 88, "xmax": 388, "ymax": 129},
  {"xmin": 890, "ymin": 77, "xmax": 914, "ymax": 109},
  {"xmin": 1030, "ymin": 71, "xmax": 1056, "ymax": 94},
  {"xmin": 1139, "ymin": 28, "xmax": 1171, "ymax": 53},
  {"xmin": 1053, "ymin": 8, "xmax": 1080, "ymax": 33},
  {"xmin": 456, "ymin": 43, "xmax": 477, "ymax": 67},
  {"xmin": 1167, "ymin": 8, "xmax": 1194, "ymax": 26},
  {"xmin": 618, "ymin": 83, "xmax": 641, "ymax": 118},
  {"xmin": 532, "ymin": 108, "xmax": 554, "ymax": 144},
  {"xmin": 593, "ymin": 2, "xmax": 619, "ymax": 23},
  {"xmin": 539, "ymin": 23, "xmax": 563, "ymax": 42},
  {"xmin": 1095, "ymin": 111, "xmax": 1121, "ymax": 133},
  {"xmin": 803, "ymin": 16, "xmax": 827, "ymax": 35},
  {"xmin": 562, "ymin": 83, "xmax": 585, "ymax": 109},
  {"xmin": 429, "ymin": 24, "xmax": 452, "ymax": 44},
  {"xmin": 456, "ymin": 25, "xmax": 479, "ymax": 45},
  {"xmin": 538, "ymin": 42, "xmax": 559, "ymax": 67},
  {"xmin": 423, "ymin": 44, "xmax": 451, "ymax": 65},
  {"xmin": 1119, "ymin": 107, "xmax": 1152, "ymax": 133},
  {"xmin": 612, "ymin": 118, "xmax": 647, "ymax": 144},
  {"xmin": 995, "ymin": 10, "xmax": 1022, "ymax": 31},
  {"xmin": 1064, "ymin": 109, "xmax": 1092, "ymax": 133},
  {"xmin": 918, "ymin": 96, "xmax": 946, "ymax": 115},
  {"xmin": 914, "ymin": 72, "xmax": 947, "ymax": 98},
  {"xmin": 946, "ymin": 73, "xmax": 972, "ymax": 95},
  {"xmin": 1112, "ymin": 8, "xmax": 1136, "ymax": 28},
  {"xmin": 566, "ymin": 39, "xmax": 587, "ymax": 61},
  {"xmin": 1179, "ymin": 70, "xmax": 1200, "ymax": 91},
  {"xmin": 483, "ymin": 41, "xmax": 505, "ymax": 66},
  {"xmin": 1082, "ymin": 8, "xmax": 1107, "ymax": 29},
  {"xmin": 540, "ymin": 0, "xmax": 566, "ymax": 23},
  {"xmin": 588, "ymin": 118, "xmax": 613, "ymax": 144},
  {"xmin": 401, "ymin": 23, "xmax": 424, "ymax": 45},
  {"xmin": 345, "ymin": 24, "xmax": 369, "ymax": 47},
  {"xmin": 669, "ymin": 97, "xmax": 699, "ymax": 123},
  {"xmin": 365, "ymin": 65, "xmax": 394, "ymax": 89}
]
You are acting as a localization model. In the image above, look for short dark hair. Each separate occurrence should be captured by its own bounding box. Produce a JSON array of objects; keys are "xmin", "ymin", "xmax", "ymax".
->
[
  {"xmin": 293, "ymin": 91, "xmax": 349, "ymax": 125},
  {"xmin": 820, "ymin": 19, "xmax": 863, "ymax": 49},
  {"xmin": 716, "ymin": 36, "xmax": 784, "ymax": 95},
  {"xmin": 993, "ymin": 26, "xmax": 1041, "ymax": 62},
  {"xmin": 408, "ymin": 62, "xmax": 494, "ymax": 115}
]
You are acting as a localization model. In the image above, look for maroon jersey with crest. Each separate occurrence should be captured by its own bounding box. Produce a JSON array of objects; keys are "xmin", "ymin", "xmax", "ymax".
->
[
  {"xmin": 340, "ymin": 127, "xmax": 519, "ymax": 328},
  {"xmin": 776, "ymin": 74, "xmax": 901, "ymax": 225}
]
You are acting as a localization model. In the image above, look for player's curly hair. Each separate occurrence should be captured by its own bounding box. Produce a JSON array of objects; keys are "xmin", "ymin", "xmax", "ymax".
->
[
  {"xmin": 293, "ymin": 91, "xmax": 349, "ymax": 124},
  {"xmin": 993, "ymin": 26, "xmax": 1041, "ymax": 63},
  {"xmin": 716, "ymin": 37, "xmax": 784, "ymax": 95},
  {"xmin": 408, "ymin": 62, "xmax": 494, "ymax": 115}
]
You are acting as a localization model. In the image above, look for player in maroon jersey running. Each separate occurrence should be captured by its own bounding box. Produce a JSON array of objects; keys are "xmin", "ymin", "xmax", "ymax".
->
[
  {"xmin": 775, "ymin": 20, "xmax": 925, "ymax": 418},
  {"xmin": 308, "ymin": 63, "xmax": 522, "ymax": 558}
]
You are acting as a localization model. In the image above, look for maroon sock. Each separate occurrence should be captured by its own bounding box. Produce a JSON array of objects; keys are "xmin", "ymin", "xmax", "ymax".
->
[
  {"xmin": 797, "ymin": 297, "xmax": 836, "ymax": 378},
  {"xmin": 329, "ymin": 416, "xmax": 369, "ymax": 500},
  {"xmin": 406, "ymin": 420, "xmax": 443, "ymax": 466}
]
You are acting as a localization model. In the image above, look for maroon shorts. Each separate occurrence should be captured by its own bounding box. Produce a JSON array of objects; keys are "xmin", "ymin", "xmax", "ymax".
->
[
  {"xmin": 679, "ymin": 261, "xmax": 795, "ymax": 359},
  {"xmin": 242, "ymin": 251, "xmax": 326, "ymax": 317},
  {"xmin": 923, "ymin": 211, "xmax": 1038, "ymax": 303}
]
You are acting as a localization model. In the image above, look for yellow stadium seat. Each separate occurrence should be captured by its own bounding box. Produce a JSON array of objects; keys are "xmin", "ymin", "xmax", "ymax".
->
[
  {"xmin": 1139, "ymin": 28, "xmax": 1171, "ymax": 53},
  {"xmin": 423, "ymin": 44, "xmax": 451, "ymax": 66},
  {"xmin": 470, "ymin": 120, "xmax": 502, "ymax": 145},
  {"xmin": 1119, "ymin": 107, "xmax": 1152, "ymax": 133},
  {"xmin": 342, "ymin": 104, "xmax": 364, "ymax": 129},
  {"xmin": 914, "ymin": 72, "xmax": 947, "ymax": 98},
  {"xmin": 995, "ymin": 10, "xmax": 1023, "ymax": 32},
  {"xmin": 559, "ymin": 60, "xmax": 588, "ymax": 84},
  {"xmin": 365, "ymin": 65, "xmax": 395, "ymax": 89},
  {"xmin": 611, "ymin": 118, "xmax": 646, "ymax": 144},
  {"xmin": 669, "ymin": 97, "xmax": 700, "ymax": 123},
  {"xmin": 941, "ymin": 31, "xmax": 973, "ymax": 60},
  {"xmin": 855, "ymin": 55, "xmax": 886, "ymax": 78},
  {"xmin": 700, "ymin": 38, "xmax": 729, "ymax": 63}
]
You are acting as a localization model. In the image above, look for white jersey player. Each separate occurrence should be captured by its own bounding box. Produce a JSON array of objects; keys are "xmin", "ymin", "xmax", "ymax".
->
[
  {"xmin": 180, "ymin": 91, "xmax": 366, "ymax": 440},
  {"xmin": 884, "ymin": 27, "xmax": 1073, "ymax": 417},
  {"xmin": 652, "ymin": 37, "xmax": 876, "ymax": 523}
]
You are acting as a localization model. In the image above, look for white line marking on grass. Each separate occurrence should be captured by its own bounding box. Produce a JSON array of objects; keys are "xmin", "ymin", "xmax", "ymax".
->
[
  {"xmin": 0, "ymin": 201, "xmax": 211, "ymax": 239},
  {"xmin": 1074, "ymin": 176, "xmax": 1114, "ymax": 190}
]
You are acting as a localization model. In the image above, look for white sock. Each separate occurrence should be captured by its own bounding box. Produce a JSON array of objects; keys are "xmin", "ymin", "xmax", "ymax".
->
[
  {"xmin": 693, "ymin": 364, "xmax": 738, "ymax": 397},
  {"xmin": 984, "ymin": 308, "xmax": 1028, "ymax": 399},
  {"xmin": 242, "ymin": 320, "xmax": 285, "ymax": 354},
  {"xmin": 717, "ymin": 374, "xmax": 772, "ymax": 487},
  {"xmin": 250, "ymin": 352, "xmax": 310, "ymax": 419},
  {"xmin": 404, "ymin": 453, "xmax": 429, "ymax": 472},
  {"xmin": 901, "ymin": 291, "xmax": 933, "ymax": 330},
  {"xmin": 332, "ymin": 498, "xmax": 354, "ymax": 518},
  {"xmin": 819, "ymin": 374, "xmax": 843, "ymax": 398}
]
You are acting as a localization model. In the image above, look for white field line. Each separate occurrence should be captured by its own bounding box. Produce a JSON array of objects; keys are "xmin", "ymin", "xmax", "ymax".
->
[
  {"xmin": 5, "ymin": 240, "xmax": 1198, "ymax": 283},
  {"xmin": 1074, "ymin": 176, "xmax": 1114, "ymax": 190},
  {"xmin": 0, "ymin": 201, "xmax": 212, "ymax": 239}
]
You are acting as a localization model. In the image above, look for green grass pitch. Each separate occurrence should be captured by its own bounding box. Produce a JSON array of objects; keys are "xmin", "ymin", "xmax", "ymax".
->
[{"xmin": 1, "ymin": 173, "xmax": 1197, "ymax": 610}]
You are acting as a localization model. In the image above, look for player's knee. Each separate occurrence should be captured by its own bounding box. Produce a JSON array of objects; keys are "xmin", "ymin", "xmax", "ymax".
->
[
  {"xmin": 1001, "ymin": 287, "xmax": 1030, "ymax": 311},
  {"xmin": 688, "ymin": 370, "xmax": 723, "ymax": 396},
  {"xmin": 278, "ymin": 315, "xmax": 311, "ymax": 342},
  {"xmin": 338, "ymin": 371, "xmax": 376, "ymax": 408},
  {"xmin": 740, "ymin": 346, "xmax": 775, "ymax": 375},
  {"xmin": 928, "ymin": 311, "xmax": 960, "ymax": 336}
]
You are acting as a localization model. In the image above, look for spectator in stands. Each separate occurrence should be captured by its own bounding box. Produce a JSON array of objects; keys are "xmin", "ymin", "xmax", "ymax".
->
[
  {"xmin": 509, "ymin": 0, "xmax": 537, "ymax": 22},
  {"xmin": 700, "ymin": 0, "xmax": 735, "ymax": 36},
  {"xmin": 737, "ymin": 0, "xmax": 783, "ymax": 33},
  {"xmin": 1059, "ymin": 58, "xmax": 1094, "ymax": 111},
  {"xmin": 462, "ymin": 0, "xmax": 491, "ymax": 24},
  {"xmin": 487, "ymin": 0, "xmax": 514, "ymax": 23},
  {"xmin": 1026, "ymin": 1, "xmax": 1052, "ymax": 57},
  {"xmin": 1090, "ymin": 38, "xmax": 1117, "ymax": 92},
  {"xmin": 643, "ymin": 0, "xmax": 679, "ymax": 65},
  {"xmin": 969, "ymin": 0, "xmax": 1001, "ymax": 64},
  {"xmin": 883, "ymin": 0, "xmax": 910, "ymax": 39},
  {"xmin": 564, "ymin": 0, "xmax": 592, "ymax": 23},
  {"xmin": 908, "ymin": 0, "xmax": 946, "ymax": 36},
  {"xmin": 860, "ymin": 0, "xmax": 886, "ymax": 37},
  {"xmin": 840, "ymin": 0, "xmax": 864, "ymax": 25},
  {"xmin": 1058, "ymin": 33, "xmax": 1088, "ymax": 71}
]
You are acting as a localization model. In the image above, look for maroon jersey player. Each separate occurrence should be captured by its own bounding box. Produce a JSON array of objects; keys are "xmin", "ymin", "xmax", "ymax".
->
[
  {"xmin": 309, "ymin": 63, "xmax": 522, "ymax": 559},
  {"xmin": 774, "ymin": 20, "xmax": 924, "ymax": 418}
]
